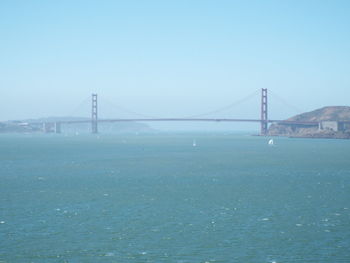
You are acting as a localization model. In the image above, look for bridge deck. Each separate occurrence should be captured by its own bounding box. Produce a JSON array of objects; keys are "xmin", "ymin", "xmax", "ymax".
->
[{"xmin": 31, "ymin": 118, "xmax": 320, "ymax": 126}]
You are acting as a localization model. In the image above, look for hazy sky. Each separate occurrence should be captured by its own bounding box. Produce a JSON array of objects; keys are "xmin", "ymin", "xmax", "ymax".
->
[{"xmin": 1, "ymin": 0, "xmax": 350, "ymax": 126}]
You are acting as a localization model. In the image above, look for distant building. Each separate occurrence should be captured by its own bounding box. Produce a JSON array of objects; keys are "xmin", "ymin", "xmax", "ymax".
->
[
  {"xmin": 319, "ymin": 121, "xmax": 339, "ymax": 132},
  {"xmin": 318, "ymin": 121, "xmax": 350, "ymax": 132}
]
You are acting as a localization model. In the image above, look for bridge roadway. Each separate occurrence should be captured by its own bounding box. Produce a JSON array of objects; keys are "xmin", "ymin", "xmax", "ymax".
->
[{"xmin": 34, "ymin": 118, "xmax": 320, "ymax": 126}]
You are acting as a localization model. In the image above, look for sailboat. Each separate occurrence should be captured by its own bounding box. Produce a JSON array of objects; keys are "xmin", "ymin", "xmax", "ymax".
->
[
  {"xmin": 268, "ymin": 139, "xmax": 274, "ymax": 146},
  {"xmin": 192, "ymin": 139, "xmax": 197, "ymax": 147}
]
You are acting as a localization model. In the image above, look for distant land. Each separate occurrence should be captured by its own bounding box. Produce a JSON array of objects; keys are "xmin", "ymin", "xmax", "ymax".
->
[
  {"xmin": 268, "ymin": 106, "xmax": 350, "ymax": 139},
  {"xmin": 3, "ymin": 107, "xmax": 350, "ymax": 138},
  {"xmin": 0, "ymin": 117, "xmax": 154, "ymax": 133}
]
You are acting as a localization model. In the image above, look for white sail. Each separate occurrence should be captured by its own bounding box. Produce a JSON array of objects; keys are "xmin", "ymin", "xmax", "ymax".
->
[
  {"xmin": 268, "ymin": 139, "xmax": 274, "ymax": 145},
  {"xmin": 192, "ymin": 139, "xmax": 197, "ymax": 147}
]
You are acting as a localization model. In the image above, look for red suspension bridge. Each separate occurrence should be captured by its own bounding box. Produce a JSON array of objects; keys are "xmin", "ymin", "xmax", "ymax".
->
[{"xmin": 36, "ymin": 89, "xmax": 320, "ymax": 135}]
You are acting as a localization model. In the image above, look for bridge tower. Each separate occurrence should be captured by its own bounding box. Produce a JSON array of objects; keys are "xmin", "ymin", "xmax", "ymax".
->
[
  {"xmin": 91, "ymin": 93, "xmax": 98, "ymax": 134},
  {"xmin": 261, "ymin": 88, "xmax": 268, "ymax": 135}
]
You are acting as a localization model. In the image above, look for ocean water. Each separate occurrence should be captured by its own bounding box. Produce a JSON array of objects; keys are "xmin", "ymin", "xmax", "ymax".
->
[{"xmin": 0, "ymin": 133, "xmax": 350, "ymax": 263}]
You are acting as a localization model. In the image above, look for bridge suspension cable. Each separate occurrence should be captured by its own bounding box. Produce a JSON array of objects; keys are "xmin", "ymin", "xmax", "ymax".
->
[
  {"xmin": 98, "ymin": 96, "xmax": 158, "ymax": 119},
  {"xmin": 268, "ymin": 90, "xmax": 304, "ymax": 114},
  {"xmin": 98, "ymin": 90, "xmax": 260, "ymax": 119},
  {"xmin": 66, "ymin": 95, "xmax": 91, "ymax": 118},
  {"xmin": 181, "ymin": 89, "xmax": 260, "ymax": 118}
]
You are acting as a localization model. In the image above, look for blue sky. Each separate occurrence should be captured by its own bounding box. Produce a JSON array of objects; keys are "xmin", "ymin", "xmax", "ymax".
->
[{"xmin": 1, "ymin": 0, "xmax": 350, "ymax": 128}]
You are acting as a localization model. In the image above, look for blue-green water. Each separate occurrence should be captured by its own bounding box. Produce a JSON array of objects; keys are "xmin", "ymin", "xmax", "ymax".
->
[{"xmin": 1, "ymin": 133, "xmax": 350, "ymax": 262}]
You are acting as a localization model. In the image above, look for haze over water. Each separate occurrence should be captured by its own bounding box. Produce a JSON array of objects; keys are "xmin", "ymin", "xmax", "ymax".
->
[{"xmin": 1, "ymin": 133, "xmax": 349, "ymax": 262}]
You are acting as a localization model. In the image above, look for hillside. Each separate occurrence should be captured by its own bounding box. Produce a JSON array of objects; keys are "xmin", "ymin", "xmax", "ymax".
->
[{"xmin": 268, "ymin": 106, "xmax": 350, "ymax": 139}]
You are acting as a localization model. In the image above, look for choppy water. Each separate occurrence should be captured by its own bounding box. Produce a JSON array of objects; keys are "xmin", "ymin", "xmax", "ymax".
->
[{"xmin": 1, "ymin": 133, "xmax": 350, "ymax": 262}]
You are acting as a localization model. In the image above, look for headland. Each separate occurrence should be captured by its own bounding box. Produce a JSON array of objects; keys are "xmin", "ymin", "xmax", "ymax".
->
[{"xmin": 268, "ymin": 106, "xmax": 350, "ymax": 139}]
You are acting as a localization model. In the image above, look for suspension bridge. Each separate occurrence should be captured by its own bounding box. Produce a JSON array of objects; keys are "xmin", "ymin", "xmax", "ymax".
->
[{"xmin": 34, "ymin": 89, "xmax": 320, "ymax": 135}]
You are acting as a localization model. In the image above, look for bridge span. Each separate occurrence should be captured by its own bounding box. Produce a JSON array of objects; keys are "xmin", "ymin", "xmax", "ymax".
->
[
  {"xmin": 36, "ymin": 118, "xmax": 319, "ymax": 135},
  {"xmin": 34, "ymin": 89, "xmax": 326, "ymax": 135},
  {"xmin": 89, "ymin": 118, "xmax": 319, "ymax": 126}
]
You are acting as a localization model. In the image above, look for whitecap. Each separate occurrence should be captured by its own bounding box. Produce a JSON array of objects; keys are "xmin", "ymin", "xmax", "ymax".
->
[
  {"xmin": 0, "ymin": 221, "xmax": 5, "ymax": 224},
  {"xmin": 105, "ymin": 252, "xmax": 115, "ymax": 257}
]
